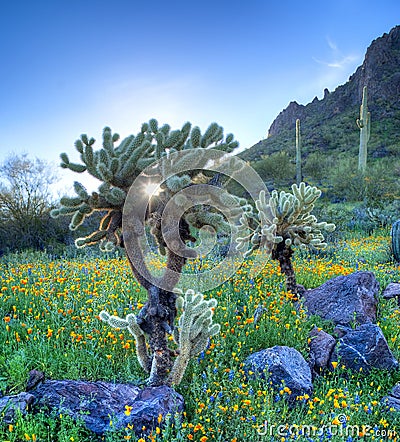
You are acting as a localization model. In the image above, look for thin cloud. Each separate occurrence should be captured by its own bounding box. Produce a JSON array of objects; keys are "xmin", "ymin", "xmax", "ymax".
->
[
  {"xmin": 326, "ymin": 54, "xmax": 360, "ymax": 69},
  {"xmin": 313, "ymin": 54, "xmax": 359, "ymax": 69},
  {"xmin": 326, "ymin": 36, "xmax": 338, "ymax": 52},
  {"xmin": 294, "ymin": 37, "xmax": 364, "ymax": 100},
  {"xmin": 313, "ymin": 36, "xmax": 360, "ymax": 70}
]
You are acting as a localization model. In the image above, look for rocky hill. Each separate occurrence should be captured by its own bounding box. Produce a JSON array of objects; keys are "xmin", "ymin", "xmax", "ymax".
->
[{"xmin": 240, "ymin": 25, "xmax": 400, "ymax": 163}]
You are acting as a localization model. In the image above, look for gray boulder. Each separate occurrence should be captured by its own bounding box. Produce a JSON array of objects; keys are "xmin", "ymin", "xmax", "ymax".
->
[
  {"xmin": 244, "ymin": 346, "xmax": 313, "ymax": 402},
  {"xmin": 30, "ymin": 378, "xmax": 184, "ymax": 436},
  {"xmin": 332, "ymin": 323, "xmax": 399, "ymax": 373},
  {"xmin": 302, "ymin": 271, "xmax": 379, "ymax": 325}
]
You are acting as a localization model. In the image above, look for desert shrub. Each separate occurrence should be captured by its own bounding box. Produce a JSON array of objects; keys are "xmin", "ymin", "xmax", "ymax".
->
[
  {"xmin": 253, "ymin": 151, "xmax": 295, "ymax": 188},
  {"xmin": 327, "ymin": 156, "xmax": 400, "ymax": 205}
]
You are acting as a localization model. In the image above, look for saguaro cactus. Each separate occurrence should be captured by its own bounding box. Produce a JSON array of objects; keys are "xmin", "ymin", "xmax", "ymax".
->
[
  {"xmin": 391, "ymin": 220, "xmax": 400, "ymax": 263},
  {"xmin": 296, "ymin": 119, "xmax": 302, "ymax": 186},
  {"xmin": 357, "ymin": 86, "xmax": 371, "ymax": 172}
]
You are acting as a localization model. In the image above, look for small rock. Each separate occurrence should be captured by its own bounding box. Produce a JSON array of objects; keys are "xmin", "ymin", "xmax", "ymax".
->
[
  {"xmin": 382, "ymin": 282, "xmax": 400, "ymax": 306},
  {"xmin": 382, "ymin": 382, "xmax": 400, "ymax": 411},
  {"xmin": 26, "ymin": 370, "xmax": 45, "ymax": 391},
  {"xmin": 308, "ymin": 327, "xmax": 336, "ymax": 375},
  {"xmin": 382, "ymin": 282, "xmax": 400, "ymax": 298},
  {"xmin": 334, "ymin": 325, "xmax": 351, "ymax": 338},
  {"xmin": 0, "ymin": 392, "xmax": 35, "ymax": 423},
  {"xmin": 392, "ymin": 383, "xmax": 400, "ymax": 398},
  {"xmin": 302, "ymin": 271, "xmax": 379, "ymax": 325},
  {"xmin": 244, "ymin": 346, "xmax": 313, "ymax": 402},
  {"xmin": 332, "ymin": 323, "xmax": 399, "ymax": 373}
]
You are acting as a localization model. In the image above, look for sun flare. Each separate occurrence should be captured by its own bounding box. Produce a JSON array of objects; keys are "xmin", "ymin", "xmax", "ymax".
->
[{"xmin": 144, "ymin": 182, "xmax": 161, "ymax": 196}]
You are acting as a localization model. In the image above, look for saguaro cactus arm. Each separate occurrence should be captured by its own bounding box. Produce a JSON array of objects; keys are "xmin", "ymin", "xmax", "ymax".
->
[{"xmin": 391, "ymin": 220, "xmax": 400, "ymax": 263}]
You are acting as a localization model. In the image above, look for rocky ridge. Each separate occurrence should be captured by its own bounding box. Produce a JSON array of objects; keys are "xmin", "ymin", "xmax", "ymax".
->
[{"xmin": 241, "ymin": 25, "xmax": 400, "ymax": 162}]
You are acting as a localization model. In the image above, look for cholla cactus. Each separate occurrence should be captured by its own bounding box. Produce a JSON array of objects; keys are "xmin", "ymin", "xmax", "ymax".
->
[
  {"xmin": 99, "ymin": 311, "xmax": 151, "ymax": 373},
  {"xmin": 168, "ymin": 289, "xmax": 220, "ymax": 385},
  {"xmin": 98, "ymin": 289, "xmax": 219, "ymax": 386},
  {"xmin": 51, "ymin": 119, "xmax": 241, "ymax": 386},
  {"xmin": 51, "ymin": 121, "xmax": 239, "ymax": 253},
  {"xmin": 237, "ymin": 182, "xmax": 335, "ymax": 295}
]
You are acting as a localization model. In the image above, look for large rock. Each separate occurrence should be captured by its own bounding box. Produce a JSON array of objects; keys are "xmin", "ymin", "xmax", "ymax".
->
[
  {"xmin": 30, "ymin": 379, "xmax": 184, "ymax": 436},
  {"xmin": 308, "ymin": 327, "xmax": 336, "ymax": 376},
  {"xmin": 382, "ymin": 382, "xmax": 400, "ymax": 411},
  {"xmin": 0, "ymin": 392, "xmax": 34, "ymax": 424},
  {"xmin": 244, "ymin": 346, "xmax": 313, "ymax": 402},
  {"xmin": 332, "ymin": 323, "xmax": 399, "ymax": 373},
  {"xmin": 302, "ymin": 271, "xmax": 379, "ymax": 325}
]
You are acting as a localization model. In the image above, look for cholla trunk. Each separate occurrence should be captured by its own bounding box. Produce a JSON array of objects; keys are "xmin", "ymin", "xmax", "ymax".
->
[
  {"xmin": 125, "ymin": 236, "xmax": 185, "ymax": 386},
  {"xmin": 123, "ymin": 203, "xmax": 190, "ymax": 385},
  {"xmin": 273, "ymin": 243, "xmax": 298, "ymax": 297},
  {"xmin": 143, "ymin": 286, "xmax": 177, "ymax": 386}
]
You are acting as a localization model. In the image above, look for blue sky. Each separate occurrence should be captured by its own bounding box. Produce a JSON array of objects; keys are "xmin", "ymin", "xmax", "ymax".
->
[{"xmin": 1, "ymin": 0, "xmax": 399, "ymax": 191}]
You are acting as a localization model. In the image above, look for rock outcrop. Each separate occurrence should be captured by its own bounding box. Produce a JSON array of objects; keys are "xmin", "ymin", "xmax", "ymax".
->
[
  {"xmin": 241, "ymin": 25, "xmax": 400, "ymax": 161},
  {"xmin": 332, "ymin": 324, "xmax": 399, "ymax": 373},
  {"xmin": 270, "ymin": 26, "xmax": 400, "ymax": 135},
  {"xmin": 382, "ymin": 382, "xmax": 400, "ymax": 411},
  {"xmin": 0, "ymin": 371, "xmax": 185, "ymax": 437},
  {"xmin": 308, "ymin": 324, "xmax": 399, "ymax": 375}
]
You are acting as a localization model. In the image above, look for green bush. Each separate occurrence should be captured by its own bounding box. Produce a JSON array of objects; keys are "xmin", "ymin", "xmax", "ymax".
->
[{"xmin": 253, "ymin": 151, "xmax": 295, "ymax": 188}]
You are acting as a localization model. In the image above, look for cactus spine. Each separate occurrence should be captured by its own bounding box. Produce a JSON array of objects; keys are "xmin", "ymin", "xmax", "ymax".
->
[
  {"xmin": 391, "ymin": 220, "xmax": 400, "ymax": 262},
  {"xmin": 356, "ymin": 86, "xmax": 371, "ymax": 172},
  {"xmin": 295, "ymin": 119, "xmax": 302, "ymax": 186}
]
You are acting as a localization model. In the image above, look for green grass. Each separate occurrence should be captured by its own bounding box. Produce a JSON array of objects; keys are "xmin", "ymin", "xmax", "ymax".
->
[{"xmin": 0, "ymin": 231, "xmax": 399, "ymax": 441}]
